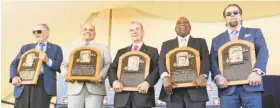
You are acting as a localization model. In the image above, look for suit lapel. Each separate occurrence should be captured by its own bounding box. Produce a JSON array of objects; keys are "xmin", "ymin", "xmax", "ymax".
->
[
  {"xmin": 238, "ymin": 27, "xmax": 246, "ymax": 40},
  {"xmin": 171, "ymin": 37, "xmax": 179, "ymax": 48},
  {"xmin": 187, "ymin": 36, "xmax": 195, "ymax": 47},
  {"xmin": 139, "ymin": 43, "xmax": 148, "ymax": 53},
  {"xmin": 221, "ymin": 31, "xmax": 231, "ymax": 44},
  {"xmin": 45, "ymin": 42, "xmax": 52, "ymax": 56}
]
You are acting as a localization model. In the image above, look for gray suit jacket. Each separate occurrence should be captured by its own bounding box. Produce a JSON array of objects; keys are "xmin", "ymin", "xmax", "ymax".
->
[{"xmin": 61, "ymin": 40, "xmax": 112, "ymax": 96}]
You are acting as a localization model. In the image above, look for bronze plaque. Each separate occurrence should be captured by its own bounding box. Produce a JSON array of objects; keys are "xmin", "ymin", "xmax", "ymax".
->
[
  {"xmin": 218, "ymin": 40, "xmax": 256, "ymax": 85},
  {"xmin": 17, "ymin": 49, "xmax": 43, "ymax": 84},
  {"xmin": 67, "ymin": 47, "xmax": 101, "ymax": 81},
  {"xmin": 117, "ymin": 51, "xmax": 150, "ymax": 91},
  {"xmin": 166, "ymin": 47, "xmax": 200, "ymax": 88}
]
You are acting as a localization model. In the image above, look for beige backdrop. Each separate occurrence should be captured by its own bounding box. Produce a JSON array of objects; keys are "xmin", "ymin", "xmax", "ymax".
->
[{"xmin": 2, "ymin": 1, "xmax": 280, "ymax": 106}]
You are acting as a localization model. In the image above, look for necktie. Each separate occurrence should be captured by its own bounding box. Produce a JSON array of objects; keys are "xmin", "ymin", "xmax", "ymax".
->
[
  {"xmin": 133, "ymin": 45, "xmax": 139, "ymax": 51},
  {"xmin": 231, "ymin": 30, "xmax": 239, "ymax": 40},
  {"xmin": 39, "ymin": 43, "xmax": 45, "ymax": 51},
  {"xmin": 84, "ymin": 42, "xmax": 90, "ymax": 46},
  {"xmin": 39, "ymin": 43, "xmax": 45, "ymax": 74},
  {"xmin": 180, "ymin": 38, "xmax": 186, "ymax": 47}
]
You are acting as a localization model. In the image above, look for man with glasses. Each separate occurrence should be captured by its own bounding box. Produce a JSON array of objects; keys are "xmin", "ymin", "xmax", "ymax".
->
[
  {"xmin": 61, "ymin": 23, "xmax": 112, "ymax": 108},
  {"xmin": 10, "ymin": 24, "xmax": 63, "ymax": 108},
  {"xmin": 210, "ymin": 4, "xmax": 269, "ymax": 108}
]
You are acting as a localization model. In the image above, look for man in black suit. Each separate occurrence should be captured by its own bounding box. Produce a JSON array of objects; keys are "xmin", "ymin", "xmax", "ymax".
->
[
  {"xmin": 109, "ymin": 21, "xmax": 159, "ymax": 108},
  {"xmin": 158, "ymin": 17, "xmax": 210, "ymax": 108}
]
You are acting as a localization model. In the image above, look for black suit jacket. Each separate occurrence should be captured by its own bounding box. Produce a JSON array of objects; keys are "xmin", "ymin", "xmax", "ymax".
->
[
  {"xmin": 108, "ymin": 43, "xmax": 159, "ymax": 107},
  {"xmin": 158, "ymin": 36, "xmax": 210, "ymax": 102}
]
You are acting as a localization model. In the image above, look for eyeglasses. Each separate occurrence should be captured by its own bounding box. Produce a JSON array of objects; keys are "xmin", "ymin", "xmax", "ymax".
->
[
  {"xmin": 32, "ymin": 30, "xmax": 42, "ymax": 34},
  {"xmin": 225, "ymin": 11, "xmax": 240, "ymax": 16}
]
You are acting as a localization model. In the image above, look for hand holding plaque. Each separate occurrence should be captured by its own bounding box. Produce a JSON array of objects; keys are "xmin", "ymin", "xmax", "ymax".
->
[
  {"xmin": 113, "ymin": 80, "xmax": 123, "ymax": 92},
  {"xmin": 12, "ymin": 76, "xmax": 22, "ymax": 87},
  {"xmin": 248, "ymin": 72, "xmax": 262, "ymax": 86},
  {"xmin": 194, "ymin": 74, "xmax": 207, "ymax": 87}
]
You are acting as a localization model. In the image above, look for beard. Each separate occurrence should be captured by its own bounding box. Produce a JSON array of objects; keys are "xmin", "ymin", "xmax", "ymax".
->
[{"xmin": 228, "ymin": 21, "xmax": 239, "ymax": 27}]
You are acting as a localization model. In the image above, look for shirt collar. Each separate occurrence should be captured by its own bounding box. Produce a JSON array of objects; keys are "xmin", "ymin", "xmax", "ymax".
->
[
  {"xmin": 228, "ymin": 25, "xmax": 242, "ymax": 35},
  {"xmin": 177, "ymin": 34, "xmax": 190, "ymax": 41},
  {"xmin": 37, "ymin": 41, "xmax": 48, "ymax": 46},
  {"xmin": 82, "ymin": 39, "xmax": 95, "ymax": 46}
]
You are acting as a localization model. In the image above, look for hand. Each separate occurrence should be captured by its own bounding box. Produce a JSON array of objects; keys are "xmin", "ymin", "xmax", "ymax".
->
[
  {"xmin": 137, "ymin": 81, "xmax": 150, "ymax": 94},
  {"xmin": 195, "ymin": 74, "xmax": 207, "ymax": 87},
  {"xmin": 162, "ymin": 76, "xmax": 176, "ymax": 95},
  {"xmin": 90, "ymin": 74, "xmax": 102, "ymax": 83},
  {"xmin": 64, "ymin": 75, "xmax": 75, "ymax": 83},
  {"xmin": 39, "ymin": 52, "xmax": 49, "ymax": 63},
  {"xmin": 248, "ymin": 72, "xmax": 262, "ymax": 86},
  {"xmin": 12, "ymin": 76, "xmax": 21, "ymax": 87},
  {"xmin": 215, "ymin": 75, "xmax": 228, "ymax": 89},
  {"xmin": 113, "ymin": 80, "xmax": 123, "ymax": 92}
]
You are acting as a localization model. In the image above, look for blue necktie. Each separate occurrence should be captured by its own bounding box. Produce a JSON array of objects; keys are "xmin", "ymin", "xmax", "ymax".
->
[
  {"xmin": 84, "ymin": 42, "xmax": 90, "ymax": 46},
  {"xmin": 39, "ymin": 43, "xmax": 45, "ymax": 51},
  {"xmin": 39, "ymin": 43, "xmax": 45, "ymax": 74}
]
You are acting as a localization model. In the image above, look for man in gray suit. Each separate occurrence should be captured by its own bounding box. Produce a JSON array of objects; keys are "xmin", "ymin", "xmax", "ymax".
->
[{"xmin": 61, "ymin": 23, "xmax": 112, "ymax": 108}]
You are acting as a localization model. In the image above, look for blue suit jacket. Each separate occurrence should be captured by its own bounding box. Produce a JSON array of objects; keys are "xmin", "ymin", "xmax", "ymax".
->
[
  {"xmin": 210, "ymin": 27, "xmax": 269, "ymax": 96},
  {"xmin": 10, "ymin": 42, "xmax": 63, "ymax": 99}
]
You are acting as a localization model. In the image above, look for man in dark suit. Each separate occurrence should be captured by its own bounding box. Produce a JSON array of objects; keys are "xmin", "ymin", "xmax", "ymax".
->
[
  {"xmin": 210, "ymin": 4, "xmax": 269, "ymax": 108},
  {"xmin": 10, "ymin": 24, "xmax": 63, "ymax": 108},
  {"xmin": 158, "ymin": 17, "xmax": 210, "ymax": 108},
  {"xmin": 109, "ymin": 21, "xmax": 159, "ymax": 108}
]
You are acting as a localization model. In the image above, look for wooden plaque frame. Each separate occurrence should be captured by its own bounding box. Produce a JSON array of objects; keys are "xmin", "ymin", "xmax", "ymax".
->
[
  {"xmin": 117, "ymin": 51, "xmax": 150, "ymax": 91},
  {"xmin": 67, "ymin": 46, "xmax": 101, "ymax": 81},
  {"xmin": 166, "ymin": 47, "xmax": 200, "ymax": 88},
  {"xmin": 218, "ymin": 40, "xmax": 256, "ymax": 85},
  {"xmin": 17, "ymin": 49, "xmax": 43, "ymax": 84}
]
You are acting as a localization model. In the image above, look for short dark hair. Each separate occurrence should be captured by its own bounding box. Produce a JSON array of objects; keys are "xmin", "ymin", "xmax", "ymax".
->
[{"xmin": 223, "ymin": 4, "xmax": 243, "ymax": 18}]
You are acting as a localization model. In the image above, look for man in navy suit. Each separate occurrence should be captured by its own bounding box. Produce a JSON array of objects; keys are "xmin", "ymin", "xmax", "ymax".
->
[
  {"xmin": 10, "ymin": 24, "xmax": 63, "ymax": 108},
  {"xmin": 210, "ymin": 4, "xmax": 269, "ymax": 108}
]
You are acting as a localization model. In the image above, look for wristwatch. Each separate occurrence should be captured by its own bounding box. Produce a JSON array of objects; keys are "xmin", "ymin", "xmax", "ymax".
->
[{"xmin": 253, "ymin": 70, "xmax": 263, "ymax": 75}]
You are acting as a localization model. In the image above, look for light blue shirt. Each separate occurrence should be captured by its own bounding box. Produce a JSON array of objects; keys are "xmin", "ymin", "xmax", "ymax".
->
[{"xmin": 35, "ymin": 41, "xmax": 53, "ymax": 74}]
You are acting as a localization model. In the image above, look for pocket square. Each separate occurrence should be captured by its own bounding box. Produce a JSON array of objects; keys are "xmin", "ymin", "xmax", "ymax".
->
[{"xmin": 244, "ymin": 33, "xmax": 252, "ymax": 38}]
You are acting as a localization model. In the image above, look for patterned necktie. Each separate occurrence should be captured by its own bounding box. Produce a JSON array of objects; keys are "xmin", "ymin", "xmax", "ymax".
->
[
  {"xmin": 84, "ymin": 42, "xmax": 90, "ymax": 46},
  {"xmin": 133, "ymin": 45, "xmax": 139, "ymax": 51},
  {"xmin": 39, "ymin": 43, "xmax": 45, "ymax": 51},
  {"xmin": 231, "ymin": 30, "xmax": 239, "ymax": 40}
]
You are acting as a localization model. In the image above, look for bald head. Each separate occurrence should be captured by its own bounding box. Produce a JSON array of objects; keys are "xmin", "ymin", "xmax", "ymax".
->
[{"xmin": 175, "ymin": 17, "xmax": 191, "ymax": 37}]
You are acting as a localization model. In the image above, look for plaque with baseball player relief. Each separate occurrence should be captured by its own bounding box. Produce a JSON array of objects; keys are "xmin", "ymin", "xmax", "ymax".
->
[
  {"xmin": 67, "ymin": 47, "xmax": 101, "ymax": 81},
  {"xmin": 117, "ymin": 51, "xmax": 150, "ymax": 91},
  {"xmin": 218, "ymin": 40, "xmax": 256, "ymax": 85},
  {"xmin": 166, "ymin": 47, "xmax": 200, "ymax": 88},
  {"xmin": 17, "ymin": 49, "xmax": 43, "ymax": 84}
]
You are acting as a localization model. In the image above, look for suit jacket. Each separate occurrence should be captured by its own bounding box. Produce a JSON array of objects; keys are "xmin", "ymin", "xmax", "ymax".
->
[
  {"xmin": 210, "ymin": 27, "xmax": 269, "ymax": 96},
  {"xmin": 61, "ymin": 41, "xmax": 112, "ymax": 96},
  {"xmin": 10, "ymin": 42, "xmax": 63, "ymax": 99},
  {"xmin": 158, "ymin": 36, "xmax": 210, "ymax": 102},
  {"xmin": 108, "ymin": 43, "xmax": 159, "ymax": 107}
]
